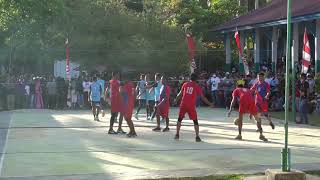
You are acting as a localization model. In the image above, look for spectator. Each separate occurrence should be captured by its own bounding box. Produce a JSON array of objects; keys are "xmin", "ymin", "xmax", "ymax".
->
[
  {"xmin": 47, "ymin": 77, "xmax": 57, "ymax": 109},
  {"xmin": 82, "ymin": 77, "xmax": 91, "ymax": 108},
  {"xmin": 296, "ymin": 73, "xmax": 309, "ymax": 124},
  {"xmin": 207, "ymin": 73, "xmax": 221, "ymax": 106}
]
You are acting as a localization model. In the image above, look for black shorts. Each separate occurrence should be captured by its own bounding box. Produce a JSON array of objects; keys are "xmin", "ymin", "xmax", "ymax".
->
[
  {"xmin": 100, "ymin": 98, "xmax": 107, "ymax": 107},
  {"xmin": 138, "ymin": 99, "xmax": 146, "ymax": 104},
  {"xmin": 91, "ymin": 101, "xmax": 101, "ymax": 107},
  {"xmin": 147, "ymin": 100, "xmax": 155, "ymax": 107}
]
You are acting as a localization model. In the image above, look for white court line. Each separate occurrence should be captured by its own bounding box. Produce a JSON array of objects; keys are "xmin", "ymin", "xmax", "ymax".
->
[{"xmin": 0, "ymin": 113, "xmax": 12, "ymax": 176}]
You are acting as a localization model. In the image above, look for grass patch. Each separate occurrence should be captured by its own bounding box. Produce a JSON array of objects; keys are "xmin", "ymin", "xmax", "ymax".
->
[
  {"xmin": 269, "ymin": 111, "xmax": 320, "ymax": 126},
  {"xmin": 144, "ymin": 174, "xmax": 244, "ymax": 180},
  {"xmin": 306, "ymin": 170, "xmax": 320, "ymax": 176}
]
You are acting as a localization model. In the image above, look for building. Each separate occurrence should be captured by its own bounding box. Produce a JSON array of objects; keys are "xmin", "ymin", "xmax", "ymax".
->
[{"xmin": 211, "ymin": 0, "xmax": 320, "ymax": 74}]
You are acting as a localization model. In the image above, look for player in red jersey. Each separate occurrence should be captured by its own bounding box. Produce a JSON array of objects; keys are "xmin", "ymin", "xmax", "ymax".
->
[
  {"xmin": 153, "ymin": 76, "xmax": 171, "ymax": 132},
  {"xmin": 120, "ymin": 78, "xmax": 137, "ymax": 137},
  {"xmin": 174, "ymin": 73, "xmax": 213, "ymax": 142},
  {"xmin": 106, "ymin": 72, "xmax": 124, "ymax": 134},
  {"xmin": 250, "ymin": 72, "xmax": 275, "ymax": 130},
  {"xmin": 228, "ymin": 84, "xmax": 268, "ymax": 142}
]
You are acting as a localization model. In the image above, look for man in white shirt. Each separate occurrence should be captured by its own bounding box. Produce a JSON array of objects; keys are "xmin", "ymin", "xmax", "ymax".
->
[
  {"xmin": 207, "ymin": 73, "xmax": 221, "ymax": 107},
  {"xmin": 82, "ymin": 78, "xmax": 91, "ymax": 108}
]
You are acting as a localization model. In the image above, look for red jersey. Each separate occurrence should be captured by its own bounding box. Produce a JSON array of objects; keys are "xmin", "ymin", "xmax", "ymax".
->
[
  {"xmin": 109, "ymin": 79, "xmax": 121, "ymax": 113},
  {"xmin": 159, "ymin": 85, "xmax": 171, "ymax": 107},
  {"xmin": 180, "ymin": 81, "xmax": 203, "ymax": 107},
  {"xmin": 122, "ymin": 81, "xmax": 135, "ymax": 119},
  {"xmin": 232, "ymin": 87, "xmax": 254, "ymax": 102}
]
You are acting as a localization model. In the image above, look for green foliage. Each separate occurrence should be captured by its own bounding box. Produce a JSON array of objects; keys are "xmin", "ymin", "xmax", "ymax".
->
[
  {"xmin": 0, "ymin": 0, "xmax": 245, "ymax": 74},
  {"xmin": 315, "ymin": 73, "xmax": 320, "ymax": 94},
  {"xmin": 0, "ymin": 0, "xmax": 189, "ymax": 74}
]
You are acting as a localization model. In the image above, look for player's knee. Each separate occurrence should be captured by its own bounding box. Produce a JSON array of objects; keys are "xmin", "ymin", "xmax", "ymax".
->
[
  {"xmin": 193, "ymin": 119, "xmax": 199, "ymax": 126},
  {"xmin": 178, "ymin": 117, "xmax": 183, "ymax": 122}
]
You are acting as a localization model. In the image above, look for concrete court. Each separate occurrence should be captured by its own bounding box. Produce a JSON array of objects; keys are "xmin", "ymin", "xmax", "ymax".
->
[{"xmin": 0, "ymin": 108, "xmax": 319, "ymax": 180}]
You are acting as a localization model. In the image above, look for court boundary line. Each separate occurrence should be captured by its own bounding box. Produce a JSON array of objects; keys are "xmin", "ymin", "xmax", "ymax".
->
[{"xmin": 0, "ymin": 113, "xmax": 12, "ymax": 176}]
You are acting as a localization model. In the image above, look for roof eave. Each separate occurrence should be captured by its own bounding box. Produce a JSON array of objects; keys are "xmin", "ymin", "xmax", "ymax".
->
[{"xmin": 212, "ymin": 12, "xmax": 320, "ymax": 34}]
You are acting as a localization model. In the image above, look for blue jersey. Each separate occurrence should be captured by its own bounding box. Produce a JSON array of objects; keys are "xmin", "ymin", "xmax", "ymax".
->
[
  {"xmin": 97, "ymin": 79, "xmax": 105, "ymax": 97},
  {"xmin": 90, "ymin": 82, "xmax": 101, "ymax": 102},
  {"xmin": 154, "ymin": 82, "xmax": 163, "ymax": 101}
]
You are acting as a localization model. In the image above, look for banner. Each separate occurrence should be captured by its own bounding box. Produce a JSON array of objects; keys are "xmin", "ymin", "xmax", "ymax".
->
[
  {"xmin": 186, "ymin": 34, "xmax": 196, "ymax": 73},
  {"xmin": 65, "ymin": 38, "xmax": 71, "ymax": 80},
  {"xmin": 301, "ymin": 28, "xmax": 311, "ymax": 74},
  {"xmin": 234, "ymin": 31, "xmax": 250, "ymax": 75}
]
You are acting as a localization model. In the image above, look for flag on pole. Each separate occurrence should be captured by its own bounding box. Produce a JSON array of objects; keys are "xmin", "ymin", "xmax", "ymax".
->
[
  {"xmin": 301, "ymin": 28, "xmax": 311, "ymax": 74},
  {"xmin": 65, "ymin": 38, "xmax": 71, "ymax": 80},
  {"xmin": 234, "ymin": 31, "xmax": 250, "ymax": 75},
  {"xmin": 186, "ymin": 34, "xmax": 196, "ymax": 72},
  {"xmin": 65, "ymin": 38, "xmax": 71, "ymax": 108}
]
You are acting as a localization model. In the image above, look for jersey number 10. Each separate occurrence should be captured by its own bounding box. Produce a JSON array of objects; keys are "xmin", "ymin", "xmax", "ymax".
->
[{"xmin": 186, "ymin": 87, "xmax": 194, "ymax": 94}]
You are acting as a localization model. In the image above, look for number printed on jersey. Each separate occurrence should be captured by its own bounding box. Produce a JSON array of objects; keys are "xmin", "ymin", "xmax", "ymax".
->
[{"xmin": 186, "ymin": 87, "xmax": 194, "ymax": 94}]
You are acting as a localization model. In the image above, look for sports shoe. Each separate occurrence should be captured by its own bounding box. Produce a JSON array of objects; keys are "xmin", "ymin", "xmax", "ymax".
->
[
  {"xmin": 117, "ymin": 129, "xmax": 127, "ymax": 134},
  {"xmin": 134, "ymin": 113, "xmax": 139, "ymax": 120},
  {"xmin": 235, "ymin": 134, "xmax": 242, "ymax": 140},
  {"xmin": 174, "ymin": 134, "xmax": 179, "ymax": 140},
  {"xmin": 195, "ymin": 136, "xmax": 202, "ymax": 142},
  {"xmin": 108, "ymin": 129, "xmax": 118, "ymax": 134},
  {"xmin": 234, "ymin": 118, "xmax": 239, "ymax": 126},
  {"xmin": 269, "ymin": 122, "xmax": 275, "ymax": 130},
  {"xmin": 152, "ymin": 127, "xmax": 161, "ymax": 131},
  {"xmin": 126, "ymin": 132, "xmax": 137, "ymax": 138},
  {"xmin": 162, "ymin": 127, "xmax": 170, "ymax": 132},
  {"xmin": 259, "ymin": 135, "xmax": 268, "ymax": 142}
]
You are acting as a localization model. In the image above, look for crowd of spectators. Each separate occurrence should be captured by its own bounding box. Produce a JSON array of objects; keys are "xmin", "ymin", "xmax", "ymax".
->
[{"xmin": 0, "ymin": 69, "xmax": 319, "ymax": 124}]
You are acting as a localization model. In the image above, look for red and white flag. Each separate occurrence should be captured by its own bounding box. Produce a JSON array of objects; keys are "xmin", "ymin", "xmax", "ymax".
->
[
  {"xmin": 301, "ymin": 28, "xmax": 311, "ymax": 74},
  {"xmin": 234, "ymin": 31, "xmax": 249, "ymax": 75},
  {"xmin": 186, "ymin": 34, "xmax": 196, "ymax": 72},
  {"xmin": 65, "ymin": 38, "xmax": 70, "ymax": 80}
]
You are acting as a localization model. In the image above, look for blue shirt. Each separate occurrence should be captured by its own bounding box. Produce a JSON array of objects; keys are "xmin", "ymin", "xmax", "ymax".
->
[
  {"xmin": 97, "ymin": 79, "xmax": 105, "ymax": 97},
  {"xmin": 154, "ymin": 82, "xmax": 163, "ymax": 101},
  {"xmin": 90, "ymin": 82, "xmax": 101, "ymax": 102}
]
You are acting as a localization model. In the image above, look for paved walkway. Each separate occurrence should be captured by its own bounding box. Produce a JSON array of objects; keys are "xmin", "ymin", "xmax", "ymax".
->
[{"xmin": 0, "ymin": 108, "xmax": 319, "ymax": 179}]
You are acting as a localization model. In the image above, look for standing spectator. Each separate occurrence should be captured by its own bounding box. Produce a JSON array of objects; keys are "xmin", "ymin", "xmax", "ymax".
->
[
  {"xmin": 135, "ymin": 74, "xmax": 147, "ymax": 119},
  {"xmin": 25, "ymin": 81, "xmax": 31, "ymax": 108},
  {"xmin": 15, "ymin": 78, "xmax": 26, "ymax": 109},
  {"xmin": 76, "ymin": 77, "xmax": 84, "ymax": 108},
  {"xmin": 307, "ymin": 73, "xmax": 315, "ymax": 97},
  {"xmin": 207, "ymin": 73, "xmax": 221, "ymax": 106},
  {"xmin": 47, "ymin": 77, "xmax": 57, "ymax": 109},
  {"xmin": 296, "ymin": 73, "xmax": 309, "ymax": 124},
  {"xmin": 222, "ymin": 72, "xmax": 234, "ymax": 109},
  {"xmin": 35, "ymin": 78, "xmax": 44, "ymax": 109},
  {"xmin": 56, "ymin": 77, "xmax": 66, "ymax": 109},
  {"xmin": 82, "ymin": 77, "xmax": 91, "ymax": 108},
  {"xmin": 30, "ymin": 78, "xmax": 35, "ymax": 108}
]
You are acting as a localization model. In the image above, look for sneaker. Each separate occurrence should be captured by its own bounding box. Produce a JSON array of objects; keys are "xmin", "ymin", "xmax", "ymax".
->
[
  {"xmin": 259, "ymin": 135, "xmax": 268, "ymax": 142},
  {"xmin": 162, "ymin": 127, "xmax": 170, "ymax": 132},
  {"xmin": 195, "ymin": 136, "xmax": 202, "ymax": 142},
  {"xmin": 269, "ymin": 122, "xmax": 275, "ymax": 130},
  {"xmin": 134, "ymin": 113, "xmax": 139, "ymax": 120},
  {"xmin": 233, "ymin": 118, "xmax": 239, "ymax": 126},
  {"xmin": 174, "ymin": 134, "xmax": 179, "ymax": 140},
  {"xmin": 235, "ymin": 134, "xmax": 242, "ymax": 140},
  {"xmin": 117, "ymin": 129, "xmax": 127, "ymax": 134},
  {"xmin": 108, "ymin": 129, "xmax": 118, "ymax": 134},
  {"xmin": 152, "ymin": 127, "xmax": 161, "ymax": 131},
  {"xmin": 126, "ymin": 132, "xmax": 137, "ymax": 138}
]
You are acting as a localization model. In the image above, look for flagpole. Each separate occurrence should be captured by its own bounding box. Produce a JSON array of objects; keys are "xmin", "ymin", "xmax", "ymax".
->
[{"xmin": 282, "ymin": 0, "xmax": 292, "ymax": 172}]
